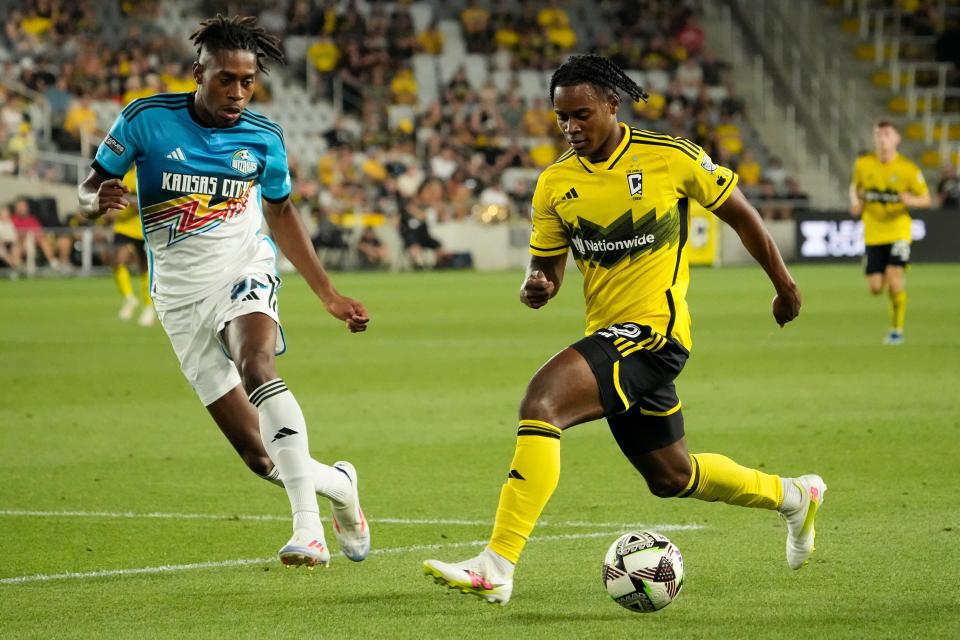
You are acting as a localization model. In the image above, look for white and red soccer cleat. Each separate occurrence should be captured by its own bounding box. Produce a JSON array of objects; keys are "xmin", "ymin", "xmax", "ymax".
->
[
  {"xmin": 279, "ymin": 529, "xmax": 331, "ymax": 568},
  {"xmin": 330, "ymin": 461, "xmax": 371, "ymax": 562}
]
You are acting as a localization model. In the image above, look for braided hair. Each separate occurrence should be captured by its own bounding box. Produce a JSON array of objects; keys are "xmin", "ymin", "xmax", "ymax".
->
[
  {"xmin": 548, "ymin": 54, "xmax": 648, "ymax": 105},
  {"xmin": 190, "ymin": 15, "xmax": 285, "ymax": 74}
]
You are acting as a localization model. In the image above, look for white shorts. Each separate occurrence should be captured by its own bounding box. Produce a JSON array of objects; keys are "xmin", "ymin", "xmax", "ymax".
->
[{"xmin": 158, "ymin": 263, "xmax": 286, "ymax": 406}]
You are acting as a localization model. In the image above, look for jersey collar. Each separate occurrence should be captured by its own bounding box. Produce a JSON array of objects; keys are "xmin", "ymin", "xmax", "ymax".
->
[{"xmin": 575, "ymin": 123, "xmax": 630, "ymax": 173}]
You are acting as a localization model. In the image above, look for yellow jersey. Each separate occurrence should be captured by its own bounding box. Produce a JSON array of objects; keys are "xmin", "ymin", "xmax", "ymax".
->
[
  {"xmin": 113, "ymin": 168, "xmax": 143, "ymax": 240},
  {"xmin": 852, "ymin": 152, "xmax": 928, "ymax": 245},
  {"xmin": 530, "ymin": 124, "xmax": 738, "ymax": 351}
]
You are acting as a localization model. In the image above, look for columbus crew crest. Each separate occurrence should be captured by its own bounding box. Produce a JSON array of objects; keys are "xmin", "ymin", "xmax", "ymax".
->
[{"xmin": 627, "ymin": 171, "xmax": 643, "ymax": 199}]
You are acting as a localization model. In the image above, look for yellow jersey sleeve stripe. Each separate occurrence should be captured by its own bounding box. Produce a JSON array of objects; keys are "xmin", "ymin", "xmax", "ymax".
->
[
  {"xmin": 640, "ymin": 401, "xmax": 682, "ymax": 417},
  {"xmin": 704, "ymin": 172, "xmax": 738, "ymax": 210},
  {"xmin": 612, "ymin": 360, "xmax": 630, "ymax": 413},
  {"xmin": 529, "ymin": 243, "xmax": 569, "ymax": 257},
  {"xmin": 632, "ymin": 129, "xmax": 700, "ymax": 156},
  {"xmin": 631, "ymin": 132, "xmax": 700, "ymax": 155},
  {"xmin": 630, "ymin": 136, "xmax": 699, "ymax": 161}
]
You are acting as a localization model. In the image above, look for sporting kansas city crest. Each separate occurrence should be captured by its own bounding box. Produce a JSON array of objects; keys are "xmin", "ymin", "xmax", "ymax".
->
[
  {"xmin": 564, "ymin": 205, "xmax": 681, "ymax": 269},
  {"xmin": 231, "ymin": 148, "xmax": 258, "ymax": 176}
]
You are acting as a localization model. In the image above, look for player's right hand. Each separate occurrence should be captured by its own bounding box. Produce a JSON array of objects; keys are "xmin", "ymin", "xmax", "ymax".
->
[
  {"xmin": 850, "ymin": 201, "xmax": 862, "ymax": 217},
  {"xmin": 520, "ymin": 270, "xmax": 555, "ymax": 309},
  {"xmin": 95, "ymin": 179, "xmax": 130, "ymax": 217},
  {"xmin": 772, "ymin": 284, "xmax": 802, "ymax": 327},
  {"xmin": 325, "ymin": 294, "xmax": 370, "ymax": 333}
]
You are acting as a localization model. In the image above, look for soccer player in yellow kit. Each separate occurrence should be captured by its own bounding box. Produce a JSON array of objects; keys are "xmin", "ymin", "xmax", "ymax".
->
[
  {"xmin": 849, "ymin": 121, "xmax": 931, "ymax": 345},
  {"xmin": 110, "ymin": 168, "xmax": 155, "ymax": 326},
  {"xmin": 423, "ymin": 55, "xmax": 827, "ymax": 605}
]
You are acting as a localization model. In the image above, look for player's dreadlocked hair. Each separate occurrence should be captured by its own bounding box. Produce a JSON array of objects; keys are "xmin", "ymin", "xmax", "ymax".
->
[
  {"xmin": 548, "ymin": 54, "xmax": 648, "ymax": 105},
  {"xmin": 190, "ymin": 14, "xmax": 285, "ymax": 74}
]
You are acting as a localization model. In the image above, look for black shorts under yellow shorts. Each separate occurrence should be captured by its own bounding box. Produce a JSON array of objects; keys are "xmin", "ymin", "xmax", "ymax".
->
[
  {"xmin": 864, "ymin": 241, "xmax": 910, "ymax": 275},
  {"xmin": 570, "ymin": 322, "xmax": 688, "ymax": 455}
]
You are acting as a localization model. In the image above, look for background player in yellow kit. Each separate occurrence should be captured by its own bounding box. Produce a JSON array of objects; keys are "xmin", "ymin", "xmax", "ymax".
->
[
  {"xmin": 849, "ymin": 121, "xmax": 931, "ymax": 345},
  {"xmin": 109, "ymin": 168, "xmax": 154, "ymax": 326},
  {"xmin": 423, "ymin": 54, "xmax": 825, "ymax": 605}
]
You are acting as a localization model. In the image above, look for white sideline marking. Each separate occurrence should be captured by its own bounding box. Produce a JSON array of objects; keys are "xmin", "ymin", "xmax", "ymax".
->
[
  {"xmin": 0, "ymin": 509, "xmax": 705, "ymax": 531},
  {"xmin": 0, "ymin": 530, "xmax": 692, "ymax": 585}
]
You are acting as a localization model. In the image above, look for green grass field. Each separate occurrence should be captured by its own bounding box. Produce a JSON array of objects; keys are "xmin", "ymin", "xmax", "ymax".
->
[{"xmin": 1, "ymin": 264, "xmax": 958, "ymax": 639}]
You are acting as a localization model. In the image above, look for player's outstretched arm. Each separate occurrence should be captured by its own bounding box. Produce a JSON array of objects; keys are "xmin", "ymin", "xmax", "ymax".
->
[
  {"xmin": 520, "ymin": 254, "xmax": 566, "ymax": 309},
  {"xmin": 263, "ymin": 198, "xmax": 369, "ymax": 333},
  {"xmin": 78, "ymin": 169, "xmax": 129, "ymax": 220},
  {"xmin": 712, "ymin": 187, "xmax": 801, "ymax": 327}
]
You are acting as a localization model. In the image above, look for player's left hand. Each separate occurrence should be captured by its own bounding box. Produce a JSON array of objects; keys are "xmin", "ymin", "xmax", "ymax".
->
[
  {"xmin": 325, "ymin": 295, "xmax": 370, "ymax": 333},
  {"xmin": 772, "ymin": 284, "xmax": 802, "ymax": 327},
  {"xmin": 521, "ymin": 270, "xmax": 555, "ymax": 309}
]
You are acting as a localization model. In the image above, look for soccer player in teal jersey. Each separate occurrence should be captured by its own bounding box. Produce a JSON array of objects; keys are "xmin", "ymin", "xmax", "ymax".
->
[{"xmin": 78, "ymin": 15, "xmax": 369, "ymax": 567}]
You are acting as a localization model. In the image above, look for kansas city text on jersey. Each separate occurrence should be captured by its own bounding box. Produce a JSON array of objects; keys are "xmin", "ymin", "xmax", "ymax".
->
[{"xmin": 161, "ymin": 171, "xmax": 253, "ymax": 199}]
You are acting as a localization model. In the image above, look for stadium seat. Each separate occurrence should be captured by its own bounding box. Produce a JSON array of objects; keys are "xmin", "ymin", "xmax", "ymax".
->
[
  {"xmin": 437, "ymin": 19, "xmax": 466, "ymax": 59},
  {"xmin": 463, "ymin": 54, "xmax": 489, "ymax": 91},
  {"xmin": 387, "ymin": 105, "xmax": 417, "ymax": 131},
  {"xmin": 438, "ymin": 50, "xmax": 467, "ymax": 85},
  {"xmin": 490, "ymin": 69, "xmax": 515, "ymax": 94},
  {"xmin": 412, "ymin": 53, "xmax": 439, "ymax": 109},
  {"xmin": 517, "ymin": 70, "xmax": 546, "ymax": 103},
  {"xmin": 409, "ymin": 2, "xmax": 434, "ymax": 32},
  {"xmin": 645, "ymin": 69, "xmax": 671, "ymax": 94},
  {"xmin": 284, "ymin": 36, "xmax": 311, "ymax": 65}
]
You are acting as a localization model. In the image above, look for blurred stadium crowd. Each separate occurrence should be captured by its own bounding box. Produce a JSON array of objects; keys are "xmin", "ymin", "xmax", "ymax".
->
[{"xmin": 1, "ymin": 0, "xmax": 955, "ymax": 275}]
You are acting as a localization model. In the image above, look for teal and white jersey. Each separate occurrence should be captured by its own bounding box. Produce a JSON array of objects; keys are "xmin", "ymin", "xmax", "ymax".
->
[{"xmin": 93, "ymin": 92, "xmax": 291, "ymax": 311}]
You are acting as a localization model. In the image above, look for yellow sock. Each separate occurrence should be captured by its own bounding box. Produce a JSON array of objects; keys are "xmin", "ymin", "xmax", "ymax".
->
[
  {"xmin": 677, "ymin": 453, "xmax": 782, "ymax": 510},
  {"xmin": 114, "ymin": 265, "xmax": 133, "ymax": 298},
  {"xmin": 139, "ymin": 271, "xmax": 152, "ymax": 307},
  {"xmin": 489, "ymin": 420, "xmax": 562, "ymax": 563},
  {"xmin": 890, "ymin": 290, "xmax": 907, "ymax": 332}
]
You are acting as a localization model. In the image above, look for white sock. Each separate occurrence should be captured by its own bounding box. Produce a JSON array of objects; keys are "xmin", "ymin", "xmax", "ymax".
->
[
  {"xmin": 255, "ymin": 449, "xmax": 351, "ymax": 506},
  {"xmin": 250, "ymin": 378, "xmax": 321, "ymax": 533},
  {"xmin": 482, "ymin": 546, "xmax": 515, "ymax": 578},
  {"xmin": 258, "ymin": 466, "xmax": 283, "ymax": 487},
  {"xmin": 314, "ymin": 461, "xmax": 351, "ymax": 506},
  {"xmin": 779, "ymin": 477, "xmax": 803, "ymax": 513}
]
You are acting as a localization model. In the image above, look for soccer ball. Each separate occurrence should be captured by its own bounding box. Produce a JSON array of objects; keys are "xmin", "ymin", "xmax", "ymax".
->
[{"xmin": 601, "ymin": 531, "xmax": 684, "ymax": 612}]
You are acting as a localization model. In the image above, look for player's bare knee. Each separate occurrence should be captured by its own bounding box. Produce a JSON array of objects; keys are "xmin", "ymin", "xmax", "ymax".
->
[
  {"xmin": 237, "ymin": 350, "xmax": 277, "ymax": 393},
  {"xmin": 244, "ymin": 453, "xmax": 274, "ymax": 478},
  {"xmin": 518, "ymin": 392, "xmax": 565, "ymax": 427},
  {"xmin": 646, "ymin": 472, "xmax": 690, "ymax": 498}
]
